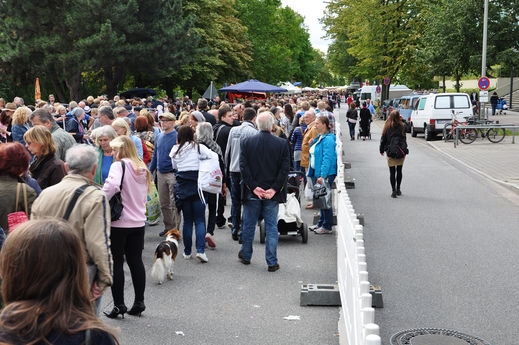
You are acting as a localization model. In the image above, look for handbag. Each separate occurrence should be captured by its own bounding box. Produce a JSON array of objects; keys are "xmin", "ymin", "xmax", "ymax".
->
[
  {"xmin": 145, "ymin": 181, "xmax": 161, "ymax": 223},
  {"xmin": 312, "ymin": 181, "xmax": 332, "ymax": 209},
  {"xmin": 7, "ymin": 183, "xmax": 29, "ymax": 233},
  {"xmin": 109, "ymin": 160, "xmax": 126, "ymax": 222}
]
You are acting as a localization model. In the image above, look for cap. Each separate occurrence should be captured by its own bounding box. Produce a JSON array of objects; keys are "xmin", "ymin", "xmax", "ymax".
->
[
  {"xmin": 192, "ymin": 111, "xmax": 205, "ymax": 123},
  {"xmin": 159, "ymin": 112, "xmax": 176, "ymax": 121}
]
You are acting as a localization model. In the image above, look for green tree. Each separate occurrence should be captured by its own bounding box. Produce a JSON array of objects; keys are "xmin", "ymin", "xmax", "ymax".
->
[{"xmin": 172, "ymin": 0, "xmax": 253, "ymax": 97}]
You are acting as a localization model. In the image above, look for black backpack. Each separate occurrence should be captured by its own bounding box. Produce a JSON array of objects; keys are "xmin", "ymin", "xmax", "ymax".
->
[{"xmin": 387, "ymin": 136, "xmax": 408, "ymax": 159}]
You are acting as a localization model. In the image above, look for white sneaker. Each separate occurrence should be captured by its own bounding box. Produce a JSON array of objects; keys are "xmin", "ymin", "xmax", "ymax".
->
[
  {"xmin": 183, "ymin": 253, "xmax": 192, "ymax": 260},
  {"xmin": 196, "ymin": 252, "xmax": 208, "ymax": 263},
  {"xmin": 314, "ymin": 227, "xmax": 333, "ymax": 234},
  {"xmin": 309, "ymin": 225, "xmax": 319, "ymax": 231}
]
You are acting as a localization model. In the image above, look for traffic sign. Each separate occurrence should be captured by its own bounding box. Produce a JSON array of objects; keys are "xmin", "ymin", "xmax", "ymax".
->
[
  {"xmin": 376, "ymin": 85, "xmax": 381, "ymax": 93},
  {"xmin": 478, "ymin": 76, "xmax": 490, "ymax": 90},
  {"xmin": 479, "ymin": 91, "xmax": 488, "ymax": 102},
  {"xmin": 383, "ymin": 77, "xmax": 390, "ymax": 86}
]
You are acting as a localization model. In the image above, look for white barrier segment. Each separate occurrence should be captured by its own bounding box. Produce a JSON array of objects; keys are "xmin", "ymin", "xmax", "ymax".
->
[
  {"xmin": 335, "ymin": 120, "xmax": 380, "ymax": 345},
  {"xmin": 366, "ymin": 334, "xmax": 382, "ymax": 345}
]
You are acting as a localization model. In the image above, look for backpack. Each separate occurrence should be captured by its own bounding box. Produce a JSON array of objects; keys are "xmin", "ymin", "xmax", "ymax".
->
[
  {"xmin": 198, "ymin": 149, "xmax": 223, "ymax": 195},
  {"xmin": 387, "ymin": 136, "xmax": 408, "ymax": 159},
  {"xmin": 143, "ymin": 132, "xmax": 155, "ymax": 158}
]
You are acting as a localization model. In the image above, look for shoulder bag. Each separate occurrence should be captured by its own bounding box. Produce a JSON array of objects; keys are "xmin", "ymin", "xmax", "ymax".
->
[
  {"xmin": 7, "ymin": 183, "xmax": 29, "ymax": 233},
  {"xmin": 109, "ymin": 160, "xmax": 126, "ymax": 222}
]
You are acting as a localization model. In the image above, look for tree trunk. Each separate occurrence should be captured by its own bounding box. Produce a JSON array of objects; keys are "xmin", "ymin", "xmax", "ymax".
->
[
  {"xmin": 64, "ymin": 71, "xmax": 81, "ymax": 101},
  {"xmin": 442, "ymin": 75, "xmax": 446, "ymax": 93},
  {"xmin": 455, "ymin": 70, "xmax": 461, "ymax": 92},
  {"xmin": 104, "ymin": 66, "xmax": 125, "ymax": 98}
]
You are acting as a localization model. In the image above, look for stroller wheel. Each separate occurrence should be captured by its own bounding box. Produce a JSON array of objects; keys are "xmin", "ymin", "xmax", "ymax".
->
[
  {"xmin": 259, "ymin": 221, "xmax": 266, "ymax": 244},
  {"xmin": 301, "ymin": 223, "xmax": 308, "ymax": 244}
]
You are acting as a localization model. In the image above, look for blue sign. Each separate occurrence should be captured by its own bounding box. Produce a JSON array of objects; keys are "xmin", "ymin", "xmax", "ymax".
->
[
  {"xmin": 478, "ymin": 77, "xmax": 490, "ymax": 90},
  {"xmin": 383, "ymin": 77, "xmax": 390, "ymax": 86}
]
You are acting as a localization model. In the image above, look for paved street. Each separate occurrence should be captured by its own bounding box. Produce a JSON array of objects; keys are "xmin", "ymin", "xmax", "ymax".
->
[
  {"xmin": 339, "ymin": 109, "xmax": 519, "ymax": 345},
  {"xmin": 100, "ymin": 145, "xmax": 340, "ymax": 344}
]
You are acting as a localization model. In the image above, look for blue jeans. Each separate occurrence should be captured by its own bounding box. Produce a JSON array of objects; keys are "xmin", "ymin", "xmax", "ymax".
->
[
  {"xmin": 313, "ymin": 175, "xmax": 336, "ymax": 230},
  {"xmin": 241, "ymin": 199, "xmax": 279, "ymax": 266},
  {"xmin": 348, "ymin": 121, "xmax": 356, "ymax": 139},
  {"xmin": 230, "ymin": 172, "xmax": 242, "ymax": 236},
  {"xmin": 491, "ymin": 103, "xmax": 497, "ymax": 115},
  {"xmin": 182, "ymin": 198, "xmax": 206, "ymax": 255}
]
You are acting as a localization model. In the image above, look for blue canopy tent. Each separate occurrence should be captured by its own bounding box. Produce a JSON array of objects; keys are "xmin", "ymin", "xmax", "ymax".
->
[{"xmin": 219, "ymin": 79, "xmax": 287, "ymax": 93}]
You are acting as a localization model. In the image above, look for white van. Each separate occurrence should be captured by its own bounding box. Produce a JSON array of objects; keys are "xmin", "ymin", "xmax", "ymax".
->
[
  {"xmin": 409, "ymin": 93, "xmax": 473, "ymax": 141},
  {"xmin": 357, "ymin": 85, "xmax": 412, "ymax": 105}
]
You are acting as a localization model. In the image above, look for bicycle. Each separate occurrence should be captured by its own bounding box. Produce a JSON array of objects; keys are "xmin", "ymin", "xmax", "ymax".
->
[{"xmin": 443, "ymin": 111, "xmax": 505, "ymax": 144}]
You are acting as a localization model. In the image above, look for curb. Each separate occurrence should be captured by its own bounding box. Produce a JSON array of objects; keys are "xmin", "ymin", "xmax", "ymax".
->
[{"xmin": 427, "ymin": 141, "xmax": 519, "ymax": 193}]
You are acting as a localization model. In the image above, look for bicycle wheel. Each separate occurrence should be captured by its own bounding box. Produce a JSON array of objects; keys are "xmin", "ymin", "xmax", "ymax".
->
[
  {"xmin": 459, "ymin": 129, "xmax": 477, "ymax": 144},
  {"xmin": 486, "ymin": 128, "xmax": 505, "ymax": 143},
  {"xmin": 443, "ymin": 124, "xmax": 453, "ymax": 141}
]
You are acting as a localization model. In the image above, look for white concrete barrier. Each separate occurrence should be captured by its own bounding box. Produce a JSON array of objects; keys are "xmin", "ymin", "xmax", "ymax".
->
[{"xmin": 335, "ymin": 121, "xmax": 381, "ymax": 345}]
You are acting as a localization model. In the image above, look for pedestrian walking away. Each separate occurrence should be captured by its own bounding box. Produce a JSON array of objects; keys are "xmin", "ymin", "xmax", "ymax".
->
[
  {"xmin": 239, "ymin": 112, "xmax": 289, "ymax": 271},
  {"xmin": 346, "ymin": 103, "xmax": 358, "ymax": 140},
  {"xmin": 103, "ymin": 136, "xmax": 151, "ymax": 319},
  {"xmin": 171, "ymin": 125, "xmax": 214, "ymax": 263},
  {"xmin": 379, "ymin": 110, "xmax": 409, "ymax": 198}
]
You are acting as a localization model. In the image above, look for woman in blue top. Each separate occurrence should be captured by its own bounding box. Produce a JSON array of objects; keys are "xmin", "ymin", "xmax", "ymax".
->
[
  {"xmin": 307, "ymin": 116, "xmax": 337, "ymax": 234},
  {"xmin": 93, "ymin": 126, "xmax": 117, "ymax": 185},
  {"xmin": 11, "ymin": 107, "xmax": 31, "ymax": 148}
]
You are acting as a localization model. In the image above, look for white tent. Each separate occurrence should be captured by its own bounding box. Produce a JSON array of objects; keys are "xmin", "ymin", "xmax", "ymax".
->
[
  {"xmin": 278, "ymin": 82, "xmax": 302, "ymax": 94},
  {"xmin": 302, "ymin": 87, "xmax": 316, "ymax": 91}
]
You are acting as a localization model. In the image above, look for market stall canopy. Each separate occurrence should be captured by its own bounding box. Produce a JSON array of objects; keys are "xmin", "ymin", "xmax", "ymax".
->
[
  {"xmin": 120, "ymin": 88, "xmax": 157, "ymax": 99},
  {"xmin": 278, "ymin": 82, "xmax": 301, "ymax": 94},
  {"xmin": 219, "ymin": 79, "xmax": 287, "ymax": 93},
  {"xmin": 202, "ymin": 81, "xmax": 218, "ymax": 99},
  {"xmin": 302, "ymin": 87, "xmax": 317, "ymax": 91}
]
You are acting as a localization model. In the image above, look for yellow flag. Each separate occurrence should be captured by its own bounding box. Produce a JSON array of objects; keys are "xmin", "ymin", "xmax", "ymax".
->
[{"xmin": 35, "ymin": 77, "xmax": 41, "ymax": 102}]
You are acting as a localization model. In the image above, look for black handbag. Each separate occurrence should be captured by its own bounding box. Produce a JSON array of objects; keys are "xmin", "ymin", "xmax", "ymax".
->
[{"xmin": 109, "ymin": 160, "xmax": 126, "ymax": 222}]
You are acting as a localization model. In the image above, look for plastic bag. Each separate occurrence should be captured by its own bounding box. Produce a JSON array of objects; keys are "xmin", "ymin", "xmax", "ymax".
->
[
  {"xmin": 304, "ymin": 179, "xmax": 314, "ymax": 201},
  {"xmin": 146, "ymin": 182, "xmax": 161, "ymax": 223},
  {"xmin": 312, "ymin": 181, "xmax": 332, "ymax": 209}
]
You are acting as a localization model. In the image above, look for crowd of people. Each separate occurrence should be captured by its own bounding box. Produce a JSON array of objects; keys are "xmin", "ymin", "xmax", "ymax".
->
[
  {"xmin": 0, "ymin": 88, "xmax": 409, "ymax": 343},
  {"xmin": 0, "ymin": 90, "xmax": 349, "ymax": 343}
]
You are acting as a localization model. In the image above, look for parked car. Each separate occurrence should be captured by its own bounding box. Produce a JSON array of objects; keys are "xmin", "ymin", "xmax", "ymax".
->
[
  {"xmin": 381, "ymin": 98, "xmax": 398, "ymax": 120},
  {"xmin": 395, "ymin": 94, "xmax": 422, "ymax": 132},
  {"xmin": 409, "ymin": 93, "xmax": 473, "ymax": 141}
]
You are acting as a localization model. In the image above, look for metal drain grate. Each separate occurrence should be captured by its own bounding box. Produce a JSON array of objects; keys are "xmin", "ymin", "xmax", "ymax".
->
[{"xmin": 390, "ymin": 328, "xmax": 492, "ymax": 345}]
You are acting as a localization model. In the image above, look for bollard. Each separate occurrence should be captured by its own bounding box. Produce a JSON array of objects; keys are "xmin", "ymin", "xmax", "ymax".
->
[
  {"xmin": 361, "ymin": 307, "xmax": 375, "ymax": 324},
  {"xmin": 366, "ymin": 334, "xmax": 381, "ymax": 345},
  {"xmin": 359, "ymin": 271, "xmax": 368, "ymax": 282},
  {"xmin": 357, "ymin": 246, "xmax": 365, "ymax": 256},
  {"xmin": 358, "ymin": 261, "xmax": 367, "ymax": 272},
  {"xmin": 360, "ymin": 281, "xmax": 370, "ymax": 295},
  {"xmin": 364, "ymin": 324, "xmax": 380, "ymax": 337},
  {"xmin": 360, "ymin": 292, "xmax": 372, "ymax": 309}
]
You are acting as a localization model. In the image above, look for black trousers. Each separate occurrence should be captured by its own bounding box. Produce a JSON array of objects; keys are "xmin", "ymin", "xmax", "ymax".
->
[{"xmin": 110, "ymin": 226, "xmax": 146, "ymax": 306}]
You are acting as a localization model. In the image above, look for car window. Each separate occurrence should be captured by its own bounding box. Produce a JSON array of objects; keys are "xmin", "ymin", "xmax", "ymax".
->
[
  {"xmin": 418, "ymin": 98, "xmax": 426, "ymax": 110},
  {"xmin": 411, "ymin": 98, "xmax": 420, "ymax": 109},
  {"xmin": 435, "ymin": 96, "xmax": 451, "ymax": 109},
  {"xmin": 453, "ymin": 95, "xmax": 470, "ymax": 108}
]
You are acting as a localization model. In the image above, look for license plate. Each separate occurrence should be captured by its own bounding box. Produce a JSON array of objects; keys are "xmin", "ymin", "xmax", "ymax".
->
[{"xmin": 436, "ymin": 120, "xmax": 450, "ymax": 124}]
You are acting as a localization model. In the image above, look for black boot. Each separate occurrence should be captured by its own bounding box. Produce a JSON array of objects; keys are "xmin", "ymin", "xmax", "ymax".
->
[
  {"xmin": 391, "ymin": 191, "xmax": 397, "ymax": 198},
  {"xmin": 128, "ymin": 301, "xmax": 146, "ymax": 317},
  {"xmin": 104, "ymin": 305, "xmax": 127, "ymax": 319}
]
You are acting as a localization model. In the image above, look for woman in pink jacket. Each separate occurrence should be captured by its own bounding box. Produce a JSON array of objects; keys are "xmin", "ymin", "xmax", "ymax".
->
[{"xmin": 103, "ymin": 136, "xmax": 151, "ymax": 319}]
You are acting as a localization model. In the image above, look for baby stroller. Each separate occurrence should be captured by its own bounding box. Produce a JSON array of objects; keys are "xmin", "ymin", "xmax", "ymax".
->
[
  {"xmin": 357, "ymin": 120, "xmax": 372, "ymax": 140},
  {"xmin": 497, "ymin": 98, "xmax": 507, "ymax": 115},
  {"xmin": 259, "ymin": 171, "xmax": 308, "ymax": 244}
]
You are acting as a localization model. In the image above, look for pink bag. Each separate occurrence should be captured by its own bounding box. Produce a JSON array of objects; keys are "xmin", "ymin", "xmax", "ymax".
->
[{"xmin": 7, "ymin": 183, "xmax": 29, "ymax": 233}]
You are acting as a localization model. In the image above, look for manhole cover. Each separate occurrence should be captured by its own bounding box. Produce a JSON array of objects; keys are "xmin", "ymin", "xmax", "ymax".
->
[{"xmin": 390, "ymin": 328, "xmax": 492, "ymax": 345}]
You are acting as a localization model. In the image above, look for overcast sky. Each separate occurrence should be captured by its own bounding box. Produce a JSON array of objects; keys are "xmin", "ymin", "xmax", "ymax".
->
[{"xmin": 280, "ymin": 0, "xmax": 332, "ymax": 54}]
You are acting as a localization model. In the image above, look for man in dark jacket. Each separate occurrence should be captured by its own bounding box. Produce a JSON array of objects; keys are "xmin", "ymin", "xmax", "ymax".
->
[
  {"xmin": 213, "ymin": 105, "xmax": 234, "ymax": 227},
  {"xmin": 238, "ymin": 112, "xmax": 289, "ymax": 272},
  {"xmin": 197, "ymin": 98, "xmax": 216, "ymax": 125}
]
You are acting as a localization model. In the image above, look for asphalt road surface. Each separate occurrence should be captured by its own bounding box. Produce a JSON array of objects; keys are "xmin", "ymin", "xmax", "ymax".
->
[
  {"xmin": 100, "ymin": 146, "xmax": 340, "ymax": 343},
  {"xmin": 339, "ymin": 110, "xmax": 519, "ymax": 345}
]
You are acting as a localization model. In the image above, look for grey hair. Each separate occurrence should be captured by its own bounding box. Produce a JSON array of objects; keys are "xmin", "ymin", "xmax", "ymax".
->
[
  {"xmin": 57, "ymin": 105, "xmax": 66, "ymax": 113},
  {"xmin": 69, "ymin": 101, "xmax": 78, "ymax": 109},
  {"xmin": 65, "ymin": 144, "xmax": 98, "ymax": 175},
  {"xmin": 305, "ymin": 109, "xmax": 316, "ymax": 118},
  {"xmin": 98, "ymin": 106, "xmax": 114, "ymax": 120},
  {"xmin": 30, "ymin": 108, "xmax": 55, "ymax": 124},
  {"xmin": 92, "ymin": 125, "xmax": 117, "ymax": 146},
  {"xmin": 195, "ymin": 122, "xmax": 213, "ymax": 142},
  {"xmin": 256, "ymin": 112, "xmax": 275, "ymax": 131},
  {"xmin": 71, "ymin": 107, "xmax": 85, "ymax": 118}
]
